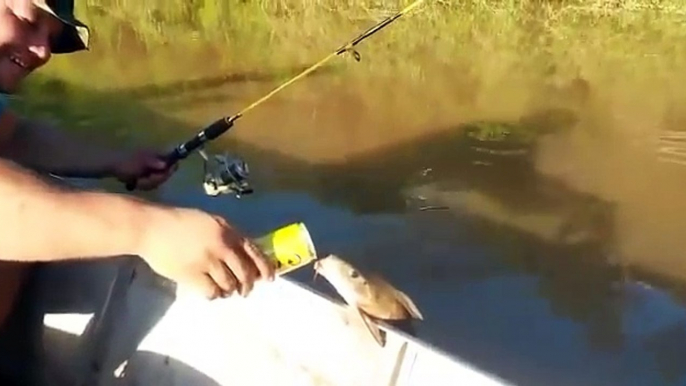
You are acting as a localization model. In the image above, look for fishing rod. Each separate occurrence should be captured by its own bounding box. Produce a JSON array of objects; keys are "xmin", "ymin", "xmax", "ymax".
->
[{"xmin": 125, "ymin": 0, "xmax": 427, "ymax": 195}]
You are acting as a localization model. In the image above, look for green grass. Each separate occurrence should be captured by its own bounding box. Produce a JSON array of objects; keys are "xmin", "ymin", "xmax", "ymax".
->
[
  {"xmin": 55, "ymin": 0, "xmax": 686, "ymax": 83},
  {"xmin": 19, "ymin": 0, "xmax": 686, "ymax": 145}
]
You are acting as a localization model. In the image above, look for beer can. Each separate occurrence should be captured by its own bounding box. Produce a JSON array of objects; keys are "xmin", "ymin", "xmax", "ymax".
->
[{"xmin": 253, "ymin": 222, "xmax": 317, "ymax": 275}]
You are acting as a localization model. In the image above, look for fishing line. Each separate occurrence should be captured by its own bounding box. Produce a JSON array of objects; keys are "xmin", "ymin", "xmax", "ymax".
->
[{"xmin": 126, "ymin": 0, "xmax": 427, "ymax": 192}]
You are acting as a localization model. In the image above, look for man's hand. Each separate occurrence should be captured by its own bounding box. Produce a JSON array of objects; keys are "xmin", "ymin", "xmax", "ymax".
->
[
  {"xmin": 112, "ymin": 149, "xmax": 178, "ymax": 191},
  {"xmin": 139, "ymin": 207, "xmax": 276, "ymax": 299}
]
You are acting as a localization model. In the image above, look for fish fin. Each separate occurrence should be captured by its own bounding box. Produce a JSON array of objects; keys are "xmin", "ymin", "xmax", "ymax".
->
[
  {"xmin": 392, "ymin": 289, "xmax": 424, "ymax": 320},
  {"xmin": 356, "ymin": 308, "xmax": 386, "ymax": 348},
  {"xmin": 368, "ymin": 274, "xmax": 424, "ymax": 320}
]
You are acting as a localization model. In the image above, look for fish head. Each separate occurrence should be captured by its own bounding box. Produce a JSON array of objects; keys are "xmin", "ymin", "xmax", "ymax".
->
[{"xmin": 313, "ymin": 254, "xmax": 371, "ymax": 307}]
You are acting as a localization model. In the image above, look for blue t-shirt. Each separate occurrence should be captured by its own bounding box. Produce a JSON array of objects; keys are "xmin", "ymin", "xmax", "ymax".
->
[{"xmin": 0, "ymin": 94, "xmax": 6, "ymax": 118}]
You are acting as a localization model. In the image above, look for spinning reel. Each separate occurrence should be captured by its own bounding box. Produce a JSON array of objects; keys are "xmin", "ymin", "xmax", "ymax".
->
[{"xmin": 199, "ymin": 149, "xmax": 253, "ymax": 198}]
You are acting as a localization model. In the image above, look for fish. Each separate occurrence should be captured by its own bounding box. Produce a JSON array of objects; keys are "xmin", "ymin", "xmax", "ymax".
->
[{"xmin": 313, "ymin": 254, "xmax": 423, "ymax": 347}]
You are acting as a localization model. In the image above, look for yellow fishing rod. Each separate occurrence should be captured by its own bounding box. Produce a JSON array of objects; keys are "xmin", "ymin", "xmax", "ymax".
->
[{"xmin": 126, "ymin": 0, "xmax": 427, "ymax": 192}]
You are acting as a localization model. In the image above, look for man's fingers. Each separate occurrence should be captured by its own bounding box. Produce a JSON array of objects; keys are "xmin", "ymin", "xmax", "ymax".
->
[
  {"xmin": 208, "ymin": 259, "xmax": 238, "ymax": 297},
  {"xmin": 223, "ymin": 249, "xmax": 258, "ymax": 297},
  {"xmin": 242, "ymin": 238, "xmax": 275, "ymax": 281},
  {"xmin": 135, "ymin": 150, "xmax": 169, "ymax": 170},
  {"xmin": 196, "ymin": 274, "xmax": 222, "ymax": 300},
  {"xmin": 148, "ymin": 158, "xmax": 168, "ymax": 170},
  {"xmin": 135, "ymin": 171, "xmax": 173, "ymax": 190}
]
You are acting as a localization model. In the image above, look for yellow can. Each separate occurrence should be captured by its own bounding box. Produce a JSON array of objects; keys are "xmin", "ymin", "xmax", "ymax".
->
[{"xmin": 253, "ymin": 222, "xmax": 318, "ymax": 275}]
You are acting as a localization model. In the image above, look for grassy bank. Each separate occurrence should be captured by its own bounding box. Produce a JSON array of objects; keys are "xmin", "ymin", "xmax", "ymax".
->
[{"xmin": 49, "ymin": 0, "xmax": 685, "ymax": 85}]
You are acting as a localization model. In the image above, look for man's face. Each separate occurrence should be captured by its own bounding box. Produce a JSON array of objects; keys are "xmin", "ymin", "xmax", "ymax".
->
[{"xmin": 0, "ymin": 2, "xmax": 63, "ymax": 93}]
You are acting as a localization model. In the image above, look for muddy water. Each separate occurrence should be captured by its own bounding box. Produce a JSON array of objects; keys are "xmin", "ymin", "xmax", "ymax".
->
[{"xmin": 12, "ymin": 10, "xmax": 686, "ymax": 386}]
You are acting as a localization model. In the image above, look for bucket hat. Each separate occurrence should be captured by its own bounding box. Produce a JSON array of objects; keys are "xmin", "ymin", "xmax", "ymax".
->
[{"xmin": 33, "ymin": 0, "xmax": 90, "ymax": 54}]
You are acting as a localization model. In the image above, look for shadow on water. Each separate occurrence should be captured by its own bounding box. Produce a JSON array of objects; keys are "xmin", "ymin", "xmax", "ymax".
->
[
  {"xmin": 5, "ymin": 69, "xmax": 686, "ymax": 386},
  {"xmin": 288, "ymin": 108, "xmax": 586, "ymax": 215},
  {"xmin": 119, "ymin": 65, "xmax": 340, "ymax": 101}
]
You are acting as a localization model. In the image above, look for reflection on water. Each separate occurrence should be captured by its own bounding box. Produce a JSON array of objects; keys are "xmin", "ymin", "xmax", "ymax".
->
[{"xmin": 9, "ymin": 2, "xmax": 686, "ymax": 385}]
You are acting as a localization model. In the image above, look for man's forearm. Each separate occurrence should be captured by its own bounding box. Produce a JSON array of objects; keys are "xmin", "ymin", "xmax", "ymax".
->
[
  {"xmin": 2, "ymin": 117, "xmax": 125, "ymax": 178},
  {"xmin": 0, "ymin": 159, "xmax": 155, "ymax": 262}
]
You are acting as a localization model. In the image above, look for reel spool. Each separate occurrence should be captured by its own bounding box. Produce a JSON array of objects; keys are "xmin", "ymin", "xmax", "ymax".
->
[{"xmin": 200, "ymin": 149, "xmax": 253, "ymax": 198}]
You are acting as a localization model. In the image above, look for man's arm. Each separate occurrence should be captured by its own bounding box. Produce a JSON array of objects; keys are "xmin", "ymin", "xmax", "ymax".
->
[
  {"xmin": 0, "ymin": 157, "xmax": 156, "ymax": 262},
  {"xmin": 0, "ymin": 110, "xmax": 126, "ymax": 179},
  {"xmin": 0, "ymin": 156, "xmax": 277, "ymax": 298}
]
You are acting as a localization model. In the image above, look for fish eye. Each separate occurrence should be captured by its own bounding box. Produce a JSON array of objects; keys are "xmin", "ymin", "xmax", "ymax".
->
[{"xmin": 349, "ymin": 269, "xmax": 359, "ymax": 279}]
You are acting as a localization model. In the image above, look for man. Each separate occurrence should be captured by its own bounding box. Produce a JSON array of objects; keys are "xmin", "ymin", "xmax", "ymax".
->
[{"xmin": 0, "ymin": 0, "xmax": 275, "ymax": 329}]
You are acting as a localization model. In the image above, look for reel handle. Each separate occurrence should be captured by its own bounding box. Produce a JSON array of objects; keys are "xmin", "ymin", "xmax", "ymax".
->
[{"xmin": 124, "ymin": 118, "xmax": 235, "ymax": 191}]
